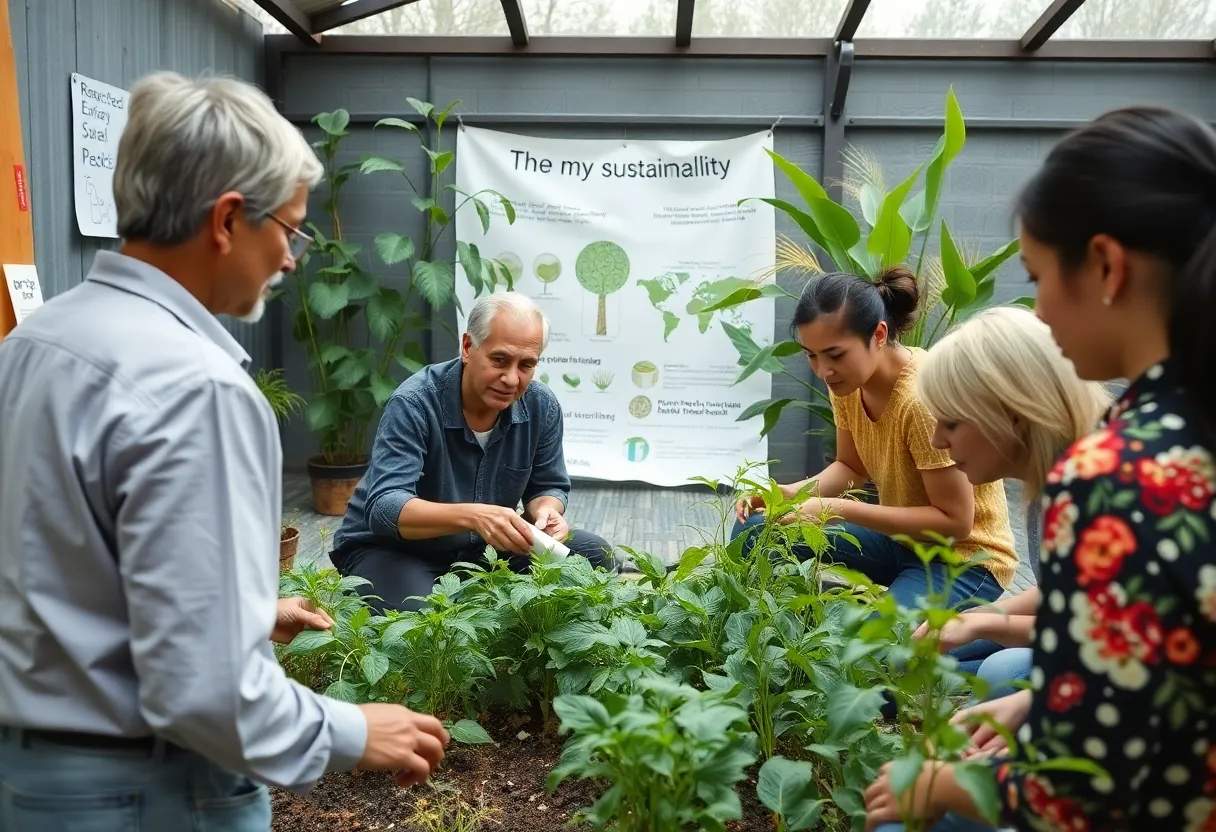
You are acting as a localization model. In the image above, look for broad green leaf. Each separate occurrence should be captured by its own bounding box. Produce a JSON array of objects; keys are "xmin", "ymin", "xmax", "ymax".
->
[
  {"xmin": 307, "ymin": 281, "xmax": 350, "ymax": 319},
  {"xmin": 549, "ymin": 621, "xmax": 619, "ymax": 653},
  {"xmin": 406, "ymin": 97, "xmax": 434, "ymax": 118},
  {"xmin": 306, "ymin": 392, "xmax": 341, "ymax": 432},
  {"xmin": 367, "ymin": 289, "xmax": 405, "ymax": 341},
  {"xmin": 825, "ymin": 684, "xmax": 885, "ymax": 740},
  {"xmin": 939, "ymin": 221, "xmax": 976, "ymax": 308},
  {"xmin": 331, "ymin": 354, "xmax": 371, "ymax": 389},
  {"xmin": 721, "ymin": 321, "xmax": 778, "ymax": 370},
  {"xmin": 473, "ymin": 198, "xmax": 490, "ymax": 233},
  {"xmin": 287, "ymin": 629, "xmax": 334, "ymax": 654},
  {"xmin": 448, "ymin": 718, "xmax": 493, "ymax": 745},
  {"xmin": 313, "ymin": 109, "xmax": 349, "ymax": 137},
  {"xmin": 859, "ymin": 182, "xmax": 884, "ymax": 227},
  {"xmin": 434, "ymin": 100, "xmax": 462, "ymax": 129},
  {"xmin": 360, "ymin": 651, "xmax": 390, "ymax": 687},
  {"xmin": 380, "ymin": 616, "xmax": 422, "ymax": 644},
  {"xmin": 318, "ymin": 343, "xmax": 349, "ymax": 365},
  {"xmin": 698, "ymin": 284, "xmax": 793, "ymax": 315},
  {"xmin": 498, "ymin": 194, "xmax": 516, "ymax": 224},
  {"xmin": 757, "ymin": 756, "xmax": 824, "ymax": 831},
  {"xmin": 552, "ymin": 695, "xmax": 611, "ymax": 733},
  {"xmin": 374, "ymin": 116, "xmax": 419, "ymax": 133},
  {"xmin": 953, "ymin": 762, "xmax": 1000, "ymax": 825},
  {"xmin": 766, "ymin": 149, "xmax": 829, "ymax": 207},
  {"xmin": 915, "ymin": 87, "xmax": 967, "ymax": 231},
  {"xmin": 343, "ymin": 270, "xmax": 379, "ymax": 302},
  {"xmin": 456, "ymin": 240, "xmax": 485, "ymax": 294},
  {"xmin": 396, "ymin": 340, "xmax": 428, "ymax": 374},
  {"xmin": 411, "ymin": 260, "xmax": 455, "ymax": 308},
  {"xmin": 970, "ymin": 238, "xmax": 1021, "ymax": 283},
  {"xmin": 369, "ymin": 372, "xmax": 397, "ymax": 407},
  {"xmin": 424, "ymin": 147, "xmax": 455, "ymax": 175},
  {"xmin": 324, "ymin": 679, "xmax": 358, "ymax": 702},
  {"xmin": 754, "ymin": 198, "xmax": 830, "ymax": 257},
  {"xmin": 375, "ymin": 232, "xmax": 415, "ymax": 265},
  {"xmin": 1010, "ymin": 295, "xmax": 1035, "ymax": 309},
  {"xmin": 735, "ymin": 340, "xmax": 804, "ymax": 385},
  {"xmin": 360, "ymin": 156, "xmax": 406, "ymax": 175},
  {"xmin": 889, "ymin": 750, "xmax": 925, "ymax": 798},
  {"xmin": 808, "ymin": 196, "xmax": 863, "ymax": 273},
  {"xmin": 867, "ymin": 163, "xmax": 922, "ymax": 267}
]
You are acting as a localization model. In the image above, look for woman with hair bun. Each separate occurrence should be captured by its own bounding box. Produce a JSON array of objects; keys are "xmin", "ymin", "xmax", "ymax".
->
[
  {"xmin": 734, "ymin": 265, "xmax": 1018, "ymax": 611},
  {"xmin": 865, "ymin": 105, "xmax": 1216, "ymax": 832}
]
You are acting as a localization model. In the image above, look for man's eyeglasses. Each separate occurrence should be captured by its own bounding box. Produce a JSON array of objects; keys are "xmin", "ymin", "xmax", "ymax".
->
[{"xmin": 267, "ymin": 213, "xmax": 314, "ymax": 261}]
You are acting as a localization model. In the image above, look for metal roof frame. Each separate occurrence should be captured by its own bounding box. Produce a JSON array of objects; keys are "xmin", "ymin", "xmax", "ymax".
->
[{"xmin": 250, "ymin": 0, "xmax": 1216, "ymax": 60}]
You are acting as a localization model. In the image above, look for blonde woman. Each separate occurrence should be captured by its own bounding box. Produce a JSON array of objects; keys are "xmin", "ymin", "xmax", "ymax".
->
[{"xmin": 912, "ymin": 306, "xmax": 1111, "ymax": 698}]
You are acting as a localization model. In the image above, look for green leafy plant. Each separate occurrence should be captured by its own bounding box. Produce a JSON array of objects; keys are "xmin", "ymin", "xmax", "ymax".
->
[
  {"xmin": 704, "ymin": 87, "xmax": 1026, "ymax": 444},
  {"xmin": 549, "ymin": 678, "xmax": 758, "ymax": 832},
  {"xmin": 290, "ymin": 101, "xmax": 515, "ymax": 465},
  {"xmin": 253, "ymin": 367, "xmax": 306, "ymax": 422},
  {"xmin": 576, "ymin": 241, "xmax": 630, "ymax": 336},
  {"xmin": 592, "ymin": 370, "xmax": 614, "ymax": 390}
]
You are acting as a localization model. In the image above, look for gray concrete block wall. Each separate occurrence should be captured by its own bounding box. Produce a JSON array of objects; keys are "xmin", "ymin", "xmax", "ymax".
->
[
  {"xmin": 273, "ymin": 50, "xmax": 1216, "ymax": 481},
  {"xmin": 9, "ymin": 0, "xmax": 269, "ymax": 363}
]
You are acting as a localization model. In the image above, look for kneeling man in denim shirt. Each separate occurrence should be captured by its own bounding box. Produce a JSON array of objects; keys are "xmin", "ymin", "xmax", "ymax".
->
[{"xmin": 331, "ymin": 292, "xmax": 614, "ymax": 611}]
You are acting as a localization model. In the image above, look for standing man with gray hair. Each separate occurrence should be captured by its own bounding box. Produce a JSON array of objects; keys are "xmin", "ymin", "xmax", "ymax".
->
[
  {"xmin": 331, "ymin": 291, "xmax": 614, "ymax": 612},
  {"xmin": 0, "ymin": 72, "xmax": 447, "ymax": 828}
]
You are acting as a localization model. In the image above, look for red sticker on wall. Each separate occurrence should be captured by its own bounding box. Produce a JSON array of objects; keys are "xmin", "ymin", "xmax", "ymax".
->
[{"xmin": 13, "ymin": 166, "xmax": 28, "ymax": 212}]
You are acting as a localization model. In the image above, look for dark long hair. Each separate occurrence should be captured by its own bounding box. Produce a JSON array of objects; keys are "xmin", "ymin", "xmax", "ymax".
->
[
  {"xmin": 790, "ymin": 266, "xmax": 920, "ymax": 343},
  {"xmin": 1015, "ymin": 106, "xmax": 1216, "ymax": 441}
]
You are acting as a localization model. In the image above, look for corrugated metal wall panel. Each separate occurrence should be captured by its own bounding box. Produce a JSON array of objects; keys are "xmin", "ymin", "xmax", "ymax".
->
[{"xmin": 8, "ymin": 0, "xmax": 270, "ymax": 368}]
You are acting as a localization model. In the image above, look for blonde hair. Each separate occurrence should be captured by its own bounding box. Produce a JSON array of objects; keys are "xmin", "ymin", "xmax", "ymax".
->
[{"xmin": 917, "ymin": 306, "xmax": 1111, "ymax": 502}]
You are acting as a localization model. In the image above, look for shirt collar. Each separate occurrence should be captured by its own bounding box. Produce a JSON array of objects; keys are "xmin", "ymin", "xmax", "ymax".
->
[
  {"xmin": 85, "ymin": 251, "xmax": 251, "ymax": 367},
  {"xmin": 1107, "ymin": 356, "xmax": 1181, "ymax": 423},
  {"xmin": 439, "ymin": 357, "xmax": 530, "ymax": 431}
]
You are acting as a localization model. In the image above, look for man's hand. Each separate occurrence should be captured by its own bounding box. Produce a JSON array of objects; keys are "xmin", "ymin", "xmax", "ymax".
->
[
  {"xmin": 356, "ymin": 703, "xmax": 450, "ymax": 788},
  {"xmin": 532, "ymin": 505, "xmax": 569, "ymax": 543},
  {"xmin": 912, "ymin": 614, "xmax": 981, "ymax": 654},
  {"xmin": 864, "ymin": 761, "xmax": 944, "ymax": 831},
  {"xmin": 469, "ymin": 504, "xmax": 534, "ymax": 555},
  {"xmin": 271, "ymin": 597, "xmax": 334, "ymax": 645}
]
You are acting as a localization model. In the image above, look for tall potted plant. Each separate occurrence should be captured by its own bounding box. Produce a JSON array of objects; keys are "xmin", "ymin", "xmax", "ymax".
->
[
  {"xmin": 290, "ymin": 100, "xmax": 515, "ymax": 515},
  {"xmin": 701, "ymin": 87, "xmax": 1030, "ymax": 455}
]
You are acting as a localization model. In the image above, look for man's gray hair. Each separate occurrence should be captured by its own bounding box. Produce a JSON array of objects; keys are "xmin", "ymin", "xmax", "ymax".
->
[
  {"xmin": 466, "ymin": 292, "xmax": 551, "ymax": 351},
  {"xmin": 113, "ymin": 72, "xmax": 323, "ymax": 245}
]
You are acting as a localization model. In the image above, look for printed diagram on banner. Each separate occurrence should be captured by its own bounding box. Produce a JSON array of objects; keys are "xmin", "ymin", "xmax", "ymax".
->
[
  {"xmin": 3, "ymin": 264, "xmax": 44, "ymax": 324},
  {"xmin": 70, "ymin": 73, "xmax": 130, "ymax": 238},
  {"xmin": 453, "ymin": 127, "xmax": 777, "ymax": 488}
]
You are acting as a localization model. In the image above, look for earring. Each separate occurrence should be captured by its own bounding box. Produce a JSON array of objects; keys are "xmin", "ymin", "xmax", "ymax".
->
[{"xmin": 1102, "ymin": 297, "xmax": 1113, "ymax": 307}]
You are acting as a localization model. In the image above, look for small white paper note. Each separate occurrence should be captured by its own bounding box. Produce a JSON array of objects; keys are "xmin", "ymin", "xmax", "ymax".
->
[
  {"xmin": 70, "ymin": 73, "xmax": 130, "ymax": 238},
  {"xmin": 4, "ymin": 264, "xmax": 44, "ymax": 324}
]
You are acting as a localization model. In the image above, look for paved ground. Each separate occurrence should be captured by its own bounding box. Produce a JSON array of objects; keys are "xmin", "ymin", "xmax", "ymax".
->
[{"xmin": 283, "ymin": 474, "xmax": 1037, "ymax": 596}]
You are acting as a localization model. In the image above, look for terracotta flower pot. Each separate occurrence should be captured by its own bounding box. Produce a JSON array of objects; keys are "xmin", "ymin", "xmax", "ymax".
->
[
  {"xmin": 307, "ymin": 455, "xmax": 368, "ymax": 517},
  {"xmin": 280, "ymin": 526, "xmax": 300, "ymax": 570}
]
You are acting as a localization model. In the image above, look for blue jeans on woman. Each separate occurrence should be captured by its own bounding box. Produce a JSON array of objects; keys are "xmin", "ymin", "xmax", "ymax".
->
[
  {"xmin": 0, "ymin": 726, "xmax": 271, "ymax": 831},
  {"xmin": 732, "ymin": 515, "xmax": 1004, "ymax": 610},
  {"xmin": 872, "ymin": 815, "xmax": 998, "ymax": 832},
  {"xmin": 973, "ymin": 647, "xmax": 1032, "ymax": 702}
]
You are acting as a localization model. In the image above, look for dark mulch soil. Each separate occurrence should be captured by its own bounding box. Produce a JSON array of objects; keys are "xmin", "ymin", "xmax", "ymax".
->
[{"xmin": 271, "ymin": 709, "xmax": 775, "ymax": 832}]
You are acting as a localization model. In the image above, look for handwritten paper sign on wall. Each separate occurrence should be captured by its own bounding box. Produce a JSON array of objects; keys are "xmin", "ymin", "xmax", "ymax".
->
[
  {"xmin": 3, "ymin": 264, "xmax": 44, "ymax": 324},
  {"xmin": 70, "ymin": 73, "xmax": 129, "ymax": 238}
]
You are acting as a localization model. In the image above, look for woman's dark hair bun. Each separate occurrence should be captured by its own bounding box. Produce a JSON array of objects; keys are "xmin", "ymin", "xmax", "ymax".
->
[{"xmin": 874, "ymin": 265, "xmax": 920, "ymax": 336}]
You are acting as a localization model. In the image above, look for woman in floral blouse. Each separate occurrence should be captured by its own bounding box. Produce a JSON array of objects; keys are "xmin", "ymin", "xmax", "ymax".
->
[{"xmin": 864, "ymin": 106, "xmax": 1216, "ymax": 831}]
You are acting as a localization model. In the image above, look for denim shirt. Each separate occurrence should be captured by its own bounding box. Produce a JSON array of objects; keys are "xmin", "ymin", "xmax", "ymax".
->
[{"xmin": 334, "ymin": 357, "xmax": 570, "ymax": 556}]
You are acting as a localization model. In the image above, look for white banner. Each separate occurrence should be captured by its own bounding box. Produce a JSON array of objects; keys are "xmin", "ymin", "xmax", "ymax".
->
[
  {"xmin": 454, "ymin": 126, "xmax": 776, "ymax": 487},
  {"xmin": 71, "ymin": 73, "xmax": 129, "ymax": 238}
]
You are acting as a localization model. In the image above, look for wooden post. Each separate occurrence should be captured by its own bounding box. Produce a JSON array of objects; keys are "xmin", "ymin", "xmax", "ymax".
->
[{"xmin": 0, "ymin": 0, "xmax": 35, "ymax": 340}]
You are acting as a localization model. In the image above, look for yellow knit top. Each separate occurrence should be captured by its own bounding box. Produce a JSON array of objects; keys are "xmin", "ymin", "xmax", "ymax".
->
[{"xmin": 830, "ymin": 347, "xmax": 1019, "ymax": 589}]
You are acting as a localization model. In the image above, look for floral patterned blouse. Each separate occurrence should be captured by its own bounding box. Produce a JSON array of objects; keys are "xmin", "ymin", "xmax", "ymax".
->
[{"xmin": 995, "ymin": 359, "xmax": 1216, "ymax": 831}]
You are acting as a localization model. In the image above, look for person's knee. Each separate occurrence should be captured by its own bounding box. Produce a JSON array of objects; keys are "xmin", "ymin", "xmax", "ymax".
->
[
  {"xmin": 567, "ymin": 529, "xmax": 616, "ymax": 571},
  {"xmin": 730, "ymin": 512, "xmax": 765, "ymax": 540}
]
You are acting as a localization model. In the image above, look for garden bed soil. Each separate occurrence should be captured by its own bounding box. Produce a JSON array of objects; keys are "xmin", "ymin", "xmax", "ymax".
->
[{"xmin": 271, "ymin": 709, "xmax": 773, "ymax": 832}]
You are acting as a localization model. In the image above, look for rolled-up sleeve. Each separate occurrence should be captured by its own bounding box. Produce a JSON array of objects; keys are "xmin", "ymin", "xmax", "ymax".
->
[
  {"xmin": 364, "ymin": 393, "xmax": 431, "ymax": 539},
  {"xmin": 524, "ymin": 396, "xmax": 570, "ymax": 509},
  {"xmin": 114, "ymin": 379, "xmax": 366, "ymax": 791}
]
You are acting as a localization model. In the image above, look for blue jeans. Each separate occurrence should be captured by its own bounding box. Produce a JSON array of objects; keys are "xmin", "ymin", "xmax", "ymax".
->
[
  {"xmin": 873, "ymin": 815, "xmax": 998, "ymax": 832},
  {"xmin": 974, "ymin": 647, "xmax": 1032, "ymax": 703},
  {"xmin": 0, "ymin": 727, "xmax": 270, "ymax": 831},
  {"xmin": 949, "ymin": 638, "xmax": 1004, "ymax": 676},
  {"xmin": 732, "ymin": 515, "xmax": 1004, "ymax": 610}
]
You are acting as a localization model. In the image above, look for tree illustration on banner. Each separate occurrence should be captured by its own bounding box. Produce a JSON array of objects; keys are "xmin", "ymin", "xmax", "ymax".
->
[{"xmin": 576, "ymin": 241, "xmax": 630, "ymax": 336}]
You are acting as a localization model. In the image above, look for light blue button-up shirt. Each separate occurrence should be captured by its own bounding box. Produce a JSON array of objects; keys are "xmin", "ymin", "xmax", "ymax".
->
[{"xmin": 0, "ymin": 252, "xmax": 366, "ymax": 791}]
